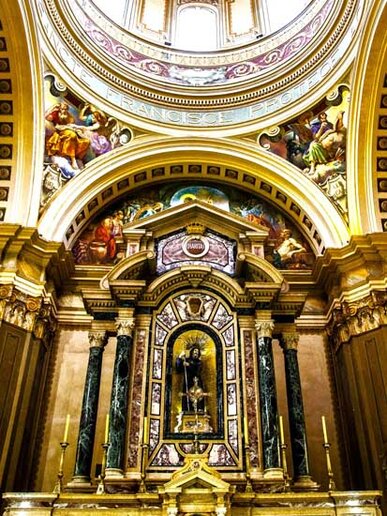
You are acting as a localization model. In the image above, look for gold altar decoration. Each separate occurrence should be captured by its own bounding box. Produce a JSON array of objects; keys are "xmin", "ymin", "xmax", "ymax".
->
[{"xmin": 158, "ymin": 453, "xmax": 234, "ymax": 515}]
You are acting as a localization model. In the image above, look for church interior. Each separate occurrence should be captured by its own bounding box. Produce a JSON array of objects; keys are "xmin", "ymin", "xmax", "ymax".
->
[{"xmin": 0, "ymin": 0, "xmax": 386, "ymax": 514}]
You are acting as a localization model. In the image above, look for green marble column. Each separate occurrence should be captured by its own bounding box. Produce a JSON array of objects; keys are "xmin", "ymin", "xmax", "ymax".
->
[
  {"xmin": 255, "ymin": 317, "xmax": 281, "ymax": 478},
  {"xmin": 281, "ymin": 332, "xmax": 317, "ymax": 489},
  {"xmin": 73, "ymin": 332, "xmax": 106, "ymax": 482},
  {"xmin": 106, "ymin": 317, "xmax": 135, "ymax": 474}
]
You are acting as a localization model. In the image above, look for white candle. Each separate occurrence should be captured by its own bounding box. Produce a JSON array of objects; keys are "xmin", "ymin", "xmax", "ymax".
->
[
  {"xmin": 104, "ymin": 414, "xmax": 110, "ymax": 443},
  {"xmin": 279, "ymin": 415, "xmax": 285, "ymax": 445},
  {"xmin": 143, "ymin": 417, "xmax": 148, "ymax": 444},
  {"xmin": 243, "ymin": 417, "xmax": 249, "ymax": 445},
  {"xmin": 321, "ymin": 415, "xmax": 328, "ymax": 444},
  {"xmin": 63, "ymin": 414, "xmax": 70, "ymax": 442}
]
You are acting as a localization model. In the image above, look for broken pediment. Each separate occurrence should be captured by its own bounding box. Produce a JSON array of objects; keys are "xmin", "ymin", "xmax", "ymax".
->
[{"xmin": 122, "ymin": 200, "xmax": 271, "ymax": 241}]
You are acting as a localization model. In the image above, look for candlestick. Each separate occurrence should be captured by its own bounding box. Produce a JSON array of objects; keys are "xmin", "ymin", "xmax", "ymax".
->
[
  {"xmin": 63, "ymin": 414, "xmax": 70, "ymax": 443},
  {"xmin": 321, "ymin": 415, "xmax": 328, "ymax": 444},
  {"xmin": 279, "ymin": 415, "xmax": 285, "ymax": 445},
  {"xmin": 53, "ymin": 441, "xmax": 69, "ymax": 494},
  {"xmin": 323, "ymin": 442, "xmax": 336, "ymax": 491},
  {"xmin": 96, "ymin": 442, "xmax": 110, "ymax": 495},
  {"xmin": 104, "ymin": 413, "xmax": 109, "ymax": 443}
]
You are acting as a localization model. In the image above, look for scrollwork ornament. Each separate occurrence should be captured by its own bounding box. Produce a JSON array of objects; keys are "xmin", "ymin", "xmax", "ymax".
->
[
  {"xmin": 116, "ymin": 317, "xmax": 135, "ymax": 337},
  {"xmin": 255, "ymin": 320, "xmax": 274, "ymax": 338},
  {"xmin": 0, "ymin": 284, "xmax": 12, "ymax": 299}
]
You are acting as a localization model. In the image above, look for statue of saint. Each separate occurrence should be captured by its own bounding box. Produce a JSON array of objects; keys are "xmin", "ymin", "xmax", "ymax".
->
[{"xmin": 176, "ymin": 346, "xmax": 205, "ymax": 412}]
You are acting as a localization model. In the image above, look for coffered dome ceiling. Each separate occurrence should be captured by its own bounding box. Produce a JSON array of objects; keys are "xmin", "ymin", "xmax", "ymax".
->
[{"xmin": 37, "ymin": 0, "xmax": 363, "ymax": 134}]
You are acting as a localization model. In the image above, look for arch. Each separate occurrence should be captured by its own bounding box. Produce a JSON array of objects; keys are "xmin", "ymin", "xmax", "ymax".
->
[
  {"xmin": 346, "ymin": 0, "xmax": 387, "ymax": 234},
  {"xmin": 38, "ymin": 137, "xmax": 350, "ymax": 250},
  {"xmin": 0, "ymin": 0, "xmax": 44, "ymax": 226}
]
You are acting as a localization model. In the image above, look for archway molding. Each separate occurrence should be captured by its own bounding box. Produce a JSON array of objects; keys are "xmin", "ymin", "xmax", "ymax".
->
[
  {"xmin": 38, "ymin": 137, "xmax": 350, "ymax": 251},
  {"xmin": 346, "ymin": 0, "xmax": 387, "ymax": 234},
  {"xmin": 0, "ymin": 0, "xmax": 45, "ymax": 226}
]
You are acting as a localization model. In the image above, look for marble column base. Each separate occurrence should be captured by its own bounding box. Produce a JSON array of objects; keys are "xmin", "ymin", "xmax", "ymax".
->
[
  {"xmin": 293, "ymin": 475, "xmax": 320, "ymax": 491},
  {"xmin": 105, "ymin": 467, "xmax": 124, "ymax": 478},
  {"xmin": 263, "ymin": 467, "xmax": 284, "ymax": 480}
]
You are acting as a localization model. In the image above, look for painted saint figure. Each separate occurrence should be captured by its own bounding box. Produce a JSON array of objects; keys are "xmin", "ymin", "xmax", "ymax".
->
[
  {"xmin": 176, "ymin": 346, "xmax": 205, "ymax": 412},
  {"xmin": 45, "ymin": 102, "xmax": 90, "ymax": 169}
]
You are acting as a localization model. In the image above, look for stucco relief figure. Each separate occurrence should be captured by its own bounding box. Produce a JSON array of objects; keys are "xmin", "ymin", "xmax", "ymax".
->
[
  {"xmin": 176, "ymin": 346, "xmax": 205, "ymax": 412},
  {"xmin": 273, "ymin": 228, "xmax": 307, "ymax": 269},
  {"xmin": 172, "ymin": 330, "xmax": 215, "ymax": 434}
]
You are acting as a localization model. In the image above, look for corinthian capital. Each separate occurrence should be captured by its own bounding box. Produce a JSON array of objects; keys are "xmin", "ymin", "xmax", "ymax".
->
[
  {"xmin": 280, "ymin": 332, "xmax": 299, "ymax": 351},
  {"xmin": 88, "ymin": 331, "xmax": 107, "ymax": 348},
  {"xmin": 255, "ymin": 320, "xmax": 274, "ymax": 339},
  {"xmin": 116, "ymin": 317, "xmax": 135, "ymax": 337}
]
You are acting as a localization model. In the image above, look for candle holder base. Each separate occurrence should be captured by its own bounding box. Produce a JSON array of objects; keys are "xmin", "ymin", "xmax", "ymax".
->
[{"xmin": 293, "ymin": 475, "xmax": 320, "ymax": 492}]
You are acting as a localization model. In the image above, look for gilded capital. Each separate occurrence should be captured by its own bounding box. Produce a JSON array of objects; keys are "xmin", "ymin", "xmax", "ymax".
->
[
  {"xmin": 88, "ymin": 331, "xmax": 107, "ymax": 348},
  {"xmin": 255, "ymin": 320, "xmax": 274, "ymax": 339},
  {"xmin": 1, "ymin": 286, "xmax": 42, "ymax": 332},
  {"xmin": 116, "ymin": 317, "xmax": 135, "ymax": 337},
  {"xmin": 328, "ymin": 291, "xmax": 387, "ymax": 349},
  {"xmin": 280, "ymin": 332, "xmax": 299, "ymax": 351}
]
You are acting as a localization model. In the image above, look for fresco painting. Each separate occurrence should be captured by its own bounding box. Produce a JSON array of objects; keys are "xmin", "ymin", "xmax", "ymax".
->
[
  {"xmin": 41, "ymin": 74, "xmax": 132, "ymax": 210},
  {"xmin": 72, "ymin": 183, "xmax": 314, "ymax": 270},
  {"xmin": 258, "ymin": 85, "xmax": 349, "ymax": 217}
]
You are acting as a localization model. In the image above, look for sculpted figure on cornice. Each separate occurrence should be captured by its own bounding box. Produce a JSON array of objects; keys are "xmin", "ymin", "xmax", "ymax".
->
[
  {"xmin": 71, "ymin": 183, "xmax": 315, "ymax": 270},
  {"xmin": 258, "ymin": 84, "xmax": 349, "ymax": 218},
  {"xmin": 41, "ymin": 74, "xmax": 132, "ymax": 210}
]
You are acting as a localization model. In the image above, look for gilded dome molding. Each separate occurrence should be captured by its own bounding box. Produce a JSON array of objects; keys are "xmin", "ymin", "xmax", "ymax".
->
[{"xmin": 36, "ymin": 0, "xmax": 363, "ymax": 132}]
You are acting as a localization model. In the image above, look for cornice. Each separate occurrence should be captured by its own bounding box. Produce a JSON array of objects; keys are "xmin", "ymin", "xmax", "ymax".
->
[
  {"xmin": 0, "ymin": 224, "xmax": 66, "ymax": 297},
  {"xmin": 313, "ymin": 234, "xmax": 387, "ymax": 298}
]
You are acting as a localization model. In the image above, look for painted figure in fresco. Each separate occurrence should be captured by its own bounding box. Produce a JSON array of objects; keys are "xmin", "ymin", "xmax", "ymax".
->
[
  {"xmin": 78, "ymin": 103, "xmax": 116, "ymax": 157},
  {"xmin": 133, "ymin": 201, "xmax": 164, "ymax": 220},
  {"xmin": 303, "ymin": 111, "xmax": 346, "ymax": 175},
  {"xmin": 273, "ymin": 228, "xmax": 306, "ymax": 268},
  {"xmin": 90, "ymin": 217, "xmax": 117, "ymax": 263},
  {"xmin": 111, "ymin": 210, "xmax": 124, "ymax": 238},
  {"xmin": 45, "ymin": 102, "xmax": 90, "ymax": 169},
  {"xmin": 176, "ymin": 346, "xmax": 205, "ymax": 412}
]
